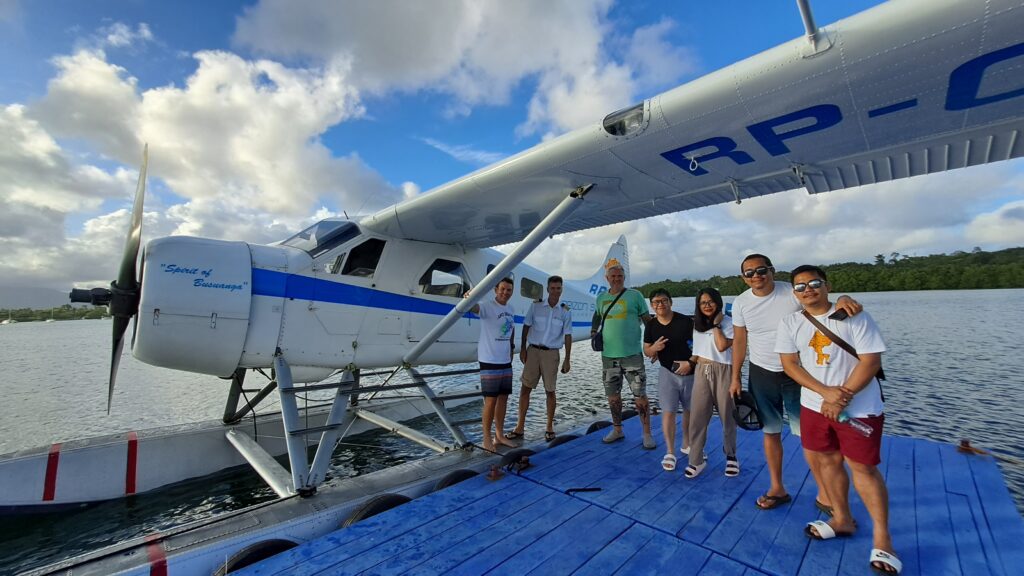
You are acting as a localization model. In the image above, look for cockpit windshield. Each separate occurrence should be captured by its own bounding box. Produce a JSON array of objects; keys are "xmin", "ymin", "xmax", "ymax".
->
[{"xmin": 280, "ymin": 219, "xmax": 361, "ymax": 258}]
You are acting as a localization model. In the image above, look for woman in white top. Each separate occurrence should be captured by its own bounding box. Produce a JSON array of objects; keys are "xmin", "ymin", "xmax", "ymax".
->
[{"xmin": 684, "ymin": 288, "xmax": 738, "ymax": 478}]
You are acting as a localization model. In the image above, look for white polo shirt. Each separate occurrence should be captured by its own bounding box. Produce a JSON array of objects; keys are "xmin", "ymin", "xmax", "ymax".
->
[{"xmin": 524, "ymin": 300, "xmax": 573, "ymax": 349}]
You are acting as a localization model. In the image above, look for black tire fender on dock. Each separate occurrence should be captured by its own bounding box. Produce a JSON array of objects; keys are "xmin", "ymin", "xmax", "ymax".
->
[
  {"xmin": 341, "ymin": 493, "xmax": 411, "ymax": 528},
  {"xmin": 621, "ymin": 409, "xmax": 639, "ymax": 420},
  {"xmin": 586, "ymin": 420, "xmax": 612, "ymax": 434},
  {"xmin": 212, "ymin": 539, "xmax": 297, "ymax": 575},
  {"xmin": 433, "ymin": 468, "xmax": 479, "ymax": 491},
  {"xmin": 500, "ymin": 448, "xmax": 535, "ymax": 472},
  {"xmin": 548, "ymin": 434, "xmax": 579, "ymax": 448}
]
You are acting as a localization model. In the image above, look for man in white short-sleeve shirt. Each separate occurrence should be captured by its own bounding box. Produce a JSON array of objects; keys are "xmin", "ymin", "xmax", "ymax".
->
[
  {"xmin": 467, "ymin": 278, "xmax": 516, "ymax": 452},
  {"xmin": 507, "ymin": 275, "xmax": 573, "ymax": 442},
  {"xmin": 774, "ymin": 265, "xmax": 898, "ymax": 575},
  {"xmin": 730, "ymin": 254, "xmax": 860, "ymax": 512}
]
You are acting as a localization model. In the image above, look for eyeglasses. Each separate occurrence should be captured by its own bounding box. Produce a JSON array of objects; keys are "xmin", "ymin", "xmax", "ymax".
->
[
  {"xmin": 651, "ymin": 299, "xmax": 671, "ymax": 306},
  {"xmin": 742, "ymin": 266, "xmax": 772, "ymax": 278},
  {"xmin": 793, "ymin": 279, "xmax": 825, "ymax": 292},
  {"xmin": 699, "ymin": 300, "xmax": 716, "ymax": 307}
]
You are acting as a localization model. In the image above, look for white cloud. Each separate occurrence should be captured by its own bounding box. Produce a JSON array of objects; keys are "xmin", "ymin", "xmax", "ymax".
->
[
  {"xmin": 521, "ymin": 162, "xmax": 1024, "ymax": 284},
  {"xmin": 966, "ymin": 200, "xmax": 1024, "ymax": 245},
  {"xmin": 420, "ymin": 137, "xmax": 505, "ymax": 166},
  {"xmin": 98, "ymin": 22, "xmax": 154, "ymax": 49},
  {"xmin": 3, "ymin": 40, "xmax": 406, "ymax": 289},
  {"xmin": 234, "ymin": 0, "xmax": 698, "ymax": 136}
]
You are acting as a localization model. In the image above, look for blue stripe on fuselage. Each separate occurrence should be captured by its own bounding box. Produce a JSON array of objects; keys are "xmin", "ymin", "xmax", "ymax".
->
[{"xmin": 251, "ymin": 268, "xmax": 591, "ymax": 326}]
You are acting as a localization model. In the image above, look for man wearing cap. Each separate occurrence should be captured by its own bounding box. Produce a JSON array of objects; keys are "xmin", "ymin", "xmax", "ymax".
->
[
  {"xmin": 730, "ymin": 254, "xmax": 861, "ymax": 511},
  {"xmin": 591, "ymin": 259, "xmax": 656, "ymax": 448},
  {"xmin": 507, "ymin": 275, "xmax": 573, "ymax": 442}
]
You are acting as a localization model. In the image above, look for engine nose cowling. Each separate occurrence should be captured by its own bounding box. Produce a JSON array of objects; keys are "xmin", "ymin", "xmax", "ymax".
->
[{"xmin": 133, "ymin": 236, "xmax": 253, "ymax": 377}]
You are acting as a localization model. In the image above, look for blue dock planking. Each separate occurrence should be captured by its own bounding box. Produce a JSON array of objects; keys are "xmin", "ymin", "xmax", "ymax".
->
[{"xmin": 243, "ymin": 415, "xmax": 1024, "ymax": 576}]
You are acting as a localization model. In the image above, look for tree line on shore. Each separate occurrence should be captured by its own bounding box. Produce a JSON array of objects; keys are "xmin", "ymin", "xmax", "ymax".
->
[
  {"xmin": 635, "ymin": 247, "xmax": 1024, "ymax": 297},
  {"xmin": 0, "ymin": 304, "xmax": 109, "ymax": 323}
]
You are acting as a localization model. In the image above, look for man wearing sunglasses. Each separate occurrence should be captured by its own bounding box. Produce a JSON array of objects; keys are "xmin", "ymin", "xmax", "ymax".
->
[
  {"xmin": 774, "ymin": 266, "xmax": 898, "ymax": 575},
  {"xmin": 730, "ymin": 254, "xmax": 861, "ymax": 512}
]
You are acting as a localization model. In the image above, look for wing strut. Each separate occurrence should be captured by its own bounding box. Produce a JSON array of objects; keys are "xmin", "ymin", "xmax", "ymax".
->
[{"xmin": 402, "ymin": 184, "xmax": 593, "ymax": 367}]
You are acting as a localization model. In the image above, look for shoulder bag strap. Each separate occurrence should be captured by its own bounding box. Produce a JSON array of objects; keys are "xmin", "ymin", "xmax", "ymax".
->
[{"xmin": 597, "ymin": 290, "xmax": 625, "ymax": 331}]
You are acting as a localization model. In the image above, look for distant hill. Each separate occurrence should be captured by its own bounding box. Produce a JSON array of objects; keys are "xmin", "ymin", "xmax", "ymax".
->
[{"xmin": 0, "ymin": 286, "xmax": 72, "ymax": 309}]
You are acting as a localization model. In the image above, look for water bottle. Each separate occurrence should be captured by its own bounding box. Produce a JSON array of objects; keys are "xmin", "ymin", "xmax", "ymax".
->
[{"xmin": 838, "ymin": 412, "xmax": 873, "ymax": 437}]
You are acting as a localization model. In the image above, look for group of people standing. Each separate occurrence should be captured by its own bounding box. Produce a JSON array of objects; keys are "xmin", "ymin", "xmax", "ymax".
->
[
  {"xmin": 467, "ymin": 253, "xmax": 899, "ymax": 575},
  {"xmin": 589, "ymin": 253, "xmax": 900, "ymax": 575}
]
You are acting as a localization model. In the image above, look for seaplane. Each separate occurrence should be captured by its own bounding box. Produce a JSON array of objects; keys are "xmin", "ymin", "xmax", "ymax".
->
[{"xmin": 11, "ymin": 0, "xmax": 1024, "ymax": 572}]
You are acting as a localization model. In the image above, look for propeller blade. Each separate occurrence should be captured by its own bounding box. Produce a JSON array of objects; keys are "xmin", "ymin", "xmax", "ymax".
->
[
  {"xmin": 117, "ymin": 144, "xmax": 148, "ymax": 290},
  {"xmin": 109, "ymin": 316, "xmax": 130, "ymax": 413},
  {"xmin": 107, "ymin": 144, "xmax": 148, "ymax": 414}
]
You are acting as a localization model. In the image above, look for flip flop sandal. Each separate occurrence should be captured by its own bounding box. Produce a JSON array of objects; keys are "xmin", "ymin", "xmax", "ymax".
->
[
  {"xmin": 755, "ymin": 493, "xmax": 792, "ymax": 510},
  {"xmin": 815, "ymin": 499, "xmax": 834, "ymax": 516},
  {"xmin": 504, "ymin": 431, "xmax": 524, "ymax": 440},
  {"xmin": 805, "ymin": 520, "xmax": 854, "ymax": 540},
  {"xmin": 661, "ymin": 453, "xmax": 677, "ymax": 471},
  {"xmin": 724, "ymin": 458, "xmax": 740, "ymax": 477},
  {"xmin": 684, "ymin": 461, "xmax": 706, "ymax": 478},
  {"xmin": 544, "ymin": 431, "xmax": 556, "ymax": 442},
  {"xmin": 869, "ymin": 549, "xmax": 903, "ymax": 575}
]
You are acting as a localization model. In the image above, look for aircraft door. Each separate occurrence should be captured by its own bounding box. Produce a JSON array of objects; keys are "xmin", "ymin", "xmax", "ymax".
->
[
  {"xmin": 311, "ymin": 237, "xmax": 387, "ymax": 336},
  {"xmin": 409, "ymin": 258, "xmax": 476, "ymax": 343}
]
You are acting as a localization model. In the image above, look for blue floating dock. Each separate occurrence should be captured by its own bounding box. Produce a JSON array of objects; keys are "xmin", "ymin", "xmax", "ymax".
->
[{"xmin": 240, "ymin": 415, "xmax": 1024, "ymax": 575}]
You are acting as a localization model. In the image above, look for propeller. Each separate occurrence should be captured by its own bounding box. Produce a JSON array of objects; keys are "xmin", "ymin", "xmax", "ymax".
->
[{"xmin": 70, "ymin": 144, "xmax": 148, "ymax": 413}]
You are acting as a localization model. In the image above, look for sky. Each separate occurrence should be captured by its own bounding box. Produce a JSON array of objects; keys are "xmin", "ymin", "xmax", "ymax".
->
[{"xmin": 1, "ymin": 0, "xmax": 1023, "ymax": 292}]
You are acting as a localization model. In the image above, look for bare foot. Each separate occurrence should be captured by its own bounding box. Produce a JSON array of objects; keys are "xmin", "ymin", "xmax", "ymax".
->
[
  {"xmin": 494, "ymin": 434, "xmax": 517, "ymax": 448},
  {"xmin": 482, "ymin": 442, "xmax": 495, "ymax": 452}
]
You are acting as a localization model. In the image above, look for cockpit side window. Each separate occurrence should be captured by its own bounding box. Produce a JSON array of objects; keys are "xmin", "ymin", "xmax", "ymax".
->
[
  {"xmin": 281, "ymin": 220, "xmax": 360, "ymax": 258},
  {"xmin": 420, "ymin": 259, "xmax": 471, "ymax": 298},
  {"xmin": 341, "ymin": 239, "xmax": 386, "ymax": 277}
]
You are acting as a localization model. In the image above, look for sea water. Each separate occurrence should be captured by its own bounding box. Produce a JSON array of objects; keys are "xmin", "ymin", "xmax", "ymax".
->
[{"xmin": 1, "ymin": 289, "xmax": 1022, "ymax": 573}]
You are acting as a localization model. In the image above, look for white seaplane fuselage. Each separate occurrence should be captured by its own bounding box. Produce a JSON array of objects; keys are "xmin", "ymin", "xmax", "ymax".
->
[{"xmin": 132, "ymin": 221, "xmax": 612, "ymax": 383}]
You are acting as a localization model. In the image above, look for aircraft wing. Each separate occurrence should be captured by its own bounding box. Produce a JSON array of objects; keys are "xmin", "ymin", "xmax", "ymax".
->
[{"xmin": 361, "ymin": 0, "xmax": 1024, "ymax": 248}]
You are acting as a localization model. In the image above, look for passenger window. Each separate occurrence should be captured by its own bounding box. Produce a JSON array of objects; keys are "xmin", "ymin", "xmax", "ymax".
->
[
  {"xmin": 521, "ymin": 277, "xmax": 543, "ymax": 301},
  {"xmin": 420, "ymin": 259, "xmax": 471, "ymax": 297},
  {"xmin": 341, "ymin": 239, "xmax": 386, "ymax": 277}
]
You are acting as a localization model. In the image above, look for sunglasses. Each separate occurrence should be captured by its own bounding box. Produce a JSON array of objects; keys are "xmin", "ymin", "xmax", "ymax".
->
[
  {"xmin": 793, "ymin": 279, "xmax": 825, "ymax": 292},
  {"xmin": 742, "ymin": 266, "xmax": 772, "ymax": 278}
]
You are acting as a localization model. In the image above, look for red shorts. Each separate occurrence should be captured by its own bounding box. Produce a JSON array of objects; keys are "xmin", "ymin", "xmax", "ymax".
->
[{"xmin": 800, "ymin": 407, "xmax": 884, "ymax": 466}]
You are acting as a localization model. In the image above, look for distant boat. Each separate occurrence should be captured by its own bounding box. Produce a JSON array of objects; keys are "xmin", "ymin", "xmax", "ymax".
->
[
  {"xmin": 1, "ymin": 311, "xmax": 16, "ymax": 325},
  {"xmin": 44, "ymin": 310, "xmax": 56, "ymax": 323}
]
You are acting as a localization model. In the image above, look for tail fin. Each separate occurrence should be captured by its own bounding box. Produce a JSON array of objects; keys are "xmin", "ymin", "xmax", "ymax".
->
[{"xmin": 568, "ymin": 235, "xmax": 628, "ymax": 296}]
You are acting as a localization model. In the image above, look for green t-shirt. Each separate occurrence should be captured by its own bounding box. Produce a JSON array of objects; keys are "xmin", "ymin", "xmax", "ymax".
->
[{"xmin": 594, "ymin": 289, "xmax": 649, "ymax": 358}]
